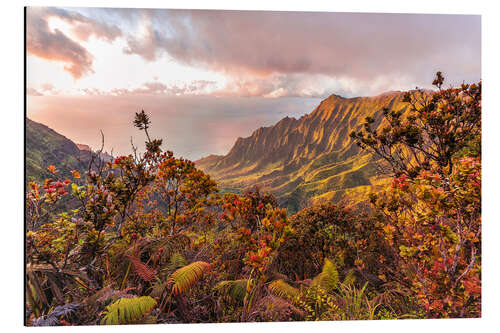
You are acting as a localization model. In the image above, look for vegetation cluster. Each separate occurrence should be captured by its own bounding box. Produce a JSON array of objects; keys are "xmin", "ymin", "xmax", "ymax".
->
[{"xmin": 25, "ymin": 73, "xmax": 481, "ymax": 325}]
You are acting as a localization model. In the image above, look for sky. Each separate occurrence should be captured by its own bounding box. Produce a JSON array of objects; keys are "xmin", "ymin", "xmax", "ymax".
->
[{"xmin": 26, "ymin": 7, "xmax": 481, "ymax": 160}]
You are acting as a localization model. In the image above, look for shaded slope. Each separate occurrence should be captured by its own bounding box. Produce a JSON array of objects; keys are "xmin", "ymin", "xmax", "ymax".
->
[{"xmin": 25, "ymin": 118, "xmax": 91, "ymax": 183}]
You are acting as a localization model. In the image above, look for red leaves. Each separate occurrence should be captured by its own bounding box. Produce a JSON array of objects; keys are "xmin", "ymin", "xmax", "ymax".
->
[
  {"xmin": 40, "ymin": 176, "xmax": 71, "ymax": 199},
  {"xmin": 373, "ymin": 154, "xmax": 481, "ymax": 318},
  {"xmin": 391, "ymin": 174, "xmax": 409, "ymax": 190},
  {"xmin": 113, "ymin": 156, "xmax": 127, "ymax": 165},
  {"xmin": 463, "ymin": 272, "xmax": 481, "ymax": 297},
  {"xmin": 125, "ymin": 255, "xmax": 157, "ymax": 282},
  {"xmin": 249, "ymin": 254, "xmax": 259, "ymax": 262},
  {"xmin": 241, "ymin": 228, "xmax": 251, "ymax": 237},
  {"xmin": 429, "ymin": 300, "xmax": 444, "ymax": 313}
]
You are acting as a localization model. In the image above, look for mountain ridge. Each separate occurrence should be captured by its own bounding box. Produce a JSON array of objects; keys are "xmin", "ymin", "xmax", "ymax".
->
[{"xmin": 196, "ymin": 91, "xmax": 414, "ymax": 212}]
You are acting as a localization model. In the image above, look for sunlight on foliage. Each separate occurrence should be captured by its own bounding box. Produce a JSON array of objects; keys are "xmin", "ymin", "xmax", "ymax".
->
[
  {"xmin": 167, "ymin": 261, "xmax": 211, "ymax": 295},
  {"xmin": 101, "ymin": 296, "xmax": 157, "ymax": 325}
]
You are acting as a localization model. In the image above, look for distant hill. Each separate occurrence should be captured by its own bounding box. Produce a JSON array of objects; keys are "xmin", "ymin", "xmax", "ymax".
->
[
  {"xmin": 196, "ymin": 91, "xmax": 412, "ymax": 212},
  {"xmin": 26, "ymin": 118, "xmax": 93, "ymax": 183},
  {"xmin": 76, "ymin": 143, "xmax": 113, "ymax": 162},
  {"xmin": 76, "ymin": 143, "xmax": 92, "ymax": 151}
]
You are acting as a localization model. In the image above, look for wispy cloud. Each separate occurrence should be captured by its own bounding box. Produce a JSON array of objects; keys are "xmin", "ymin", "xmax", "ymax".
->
[{"xmin": 76, "ymin": 79, "xmax": 218, "ymax": 96}]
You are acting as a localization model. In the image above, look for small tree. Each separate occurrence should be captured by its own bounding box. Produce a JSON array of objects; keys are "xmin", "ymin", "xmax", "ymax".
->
[
  {"xmin": 351, "ymin": 73, "xmax": 481, "ymax": 318},
  {"xmin": 350, "ymin": 71, "xmax": 481, "ymax": 179}
]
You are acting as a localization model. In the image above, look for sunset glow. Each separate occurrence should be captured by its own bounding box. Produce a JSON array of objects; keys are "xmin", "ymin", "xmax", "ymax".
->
[{"xmin": 26, "ymin": 7, "xmax": 481, "ymax": 158}]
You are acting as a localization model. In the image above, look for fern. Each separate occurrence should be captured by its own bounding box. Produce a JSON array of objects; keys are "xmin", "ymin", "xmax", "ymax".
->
[
  {"xmin": 256, "ymin": 295, "xmax": 306, "ymax": 320},
  {"xmin": 32, "ymin": 303, "xmax": 80, "ymax": 326},
  {"xmin": 336, "ymin": 282, "xmax": 379, "ymax": 320},
  {"xmin": 311, "ymin": 258, "xmax": 339, "ymax": 292},
  {"xmin": 100, "ymin": 296, "xmax": 157, "ymax": 325},
  {"xmin": 125, "ymin": 255, "xmax": 156, "ymax": 282},
  {"xmin": 343, "ymin": 268, "xmax": 356, "ymax": 286},
  {"xmin": 268, "ymin": 279, "xmax": 299, "ymax": 299},
  {"xmin": 215, "ymin": 279, "xmax": 250, "ymax": 302},
  {"xmin": 164, "ymin": 252, "xmax": 187, "ymax": 272},
  {"xmin": 167, "ymin": 261, "xmax": 210, "ymax": 295}
]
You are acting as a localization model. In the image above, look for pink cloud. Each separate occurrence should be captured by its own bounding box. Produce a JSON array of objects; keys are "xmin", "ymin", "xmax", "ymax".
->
[
  {"xmin": 26, "ymin": 8, "xmax": 481, "ymax": 97},
  {"xmin": 27, "ymin": 87, "xmax": 44, "ymax": 96},
  {"xmin": 26, "ymin": 7, "xmax": 122, "ymax": 79},
  {"xmin": 124, "ymin": 10, "xmax": 480, "ymax": 92}
]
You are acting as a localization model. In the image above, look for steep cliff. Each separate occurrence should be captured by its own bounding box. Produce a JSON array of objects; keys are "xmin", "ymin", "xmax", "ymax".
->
[{"xmin": 196, "ymin": 91, "xmax": 409, "ymax": 212}]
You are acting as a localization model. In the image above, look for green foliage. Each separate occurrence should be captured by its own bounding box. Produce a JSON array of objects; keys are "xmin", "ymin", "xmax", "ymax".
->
[
  {"xmin": 215, "ymin": 279, "xmax": 250, "ymax": 302},
  {"xmin": 165, "ymin": 252, "xmax": 187, "ymax": 272},
  {"xmin": 335, "ymin": 282, "xmax": 379, "ymax": 320},
  {"xmin": 26, "ymin": 118, "xmax": 89, "ymax": 184},
  {"xmin": 101, "ymin": 296, "xmax": 157, "ymax": 325},
  {"xmin": 268, "ymin": 279, "xmax": 299, "ymax": 299},
  {"xmin": 25, "ymin": 79, "xmax": 482, "ymax": 325},
  {"xmin": 342, "ymin": 269, "xmax": 356, "ymax": 286},
  {"xmin": 311, "ymin": 258, "xmax": 339, "ymax": 292}
]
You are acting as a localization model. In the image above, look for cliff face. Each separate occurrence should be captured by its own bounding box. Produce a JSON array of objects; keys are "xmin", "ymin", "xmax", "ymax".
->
[{"xmin": 196, "ymin": 91, "xmax": 409, "ymax": 212}]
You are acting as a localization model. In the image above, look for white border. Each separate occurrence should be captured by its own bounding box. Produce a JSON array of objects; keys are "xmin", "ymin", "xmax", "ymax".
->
[{"xmin": 2, "ymin": 1, "xmax": 498, "ymax": 332}]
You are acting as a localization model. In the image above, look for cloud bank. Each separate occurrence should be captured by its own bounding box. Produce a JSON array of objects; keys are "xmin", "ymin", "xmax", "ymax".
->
[
  {"xmin": 26, "ymin": 8, "xmax": 481, "ymax": 159},
  {"xmin": 26, "ymin": 8, "xmax": 481, "ymax": 96}
]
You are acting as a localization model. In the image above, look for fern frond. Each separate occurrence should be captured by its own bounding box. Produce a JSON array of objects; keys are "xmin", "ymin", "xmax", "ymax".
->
[
  {"xmin": 215, "ymin": 279, "xmax": 250, "ymax": 302},
  {"xmin": 125, "ymin": 255, "xmax": 156, "ymax": 282},
  {"xmin": 100, "ymin": 296, "xmax": 157, "ymax": 325},
  {"xmin": 164, "ymin": 252, "xmax": 187, "ymax": 272},
  {"xmin": 312, "ymin": 258, "xmax": 339, "ymax": 292},
  {"xmin": 268, "ymin": 279, "xmax": 299, "ymax": 299},
  {"xmin": 343, "ymin": 269, "xmax": 356, "ymax": 286},
  {"xmin": 167, "ymin": 261, "xmax": 210, "ymax": 295},
  {"xmin": 32, "ymin": 303, "xmax": 80, "ymax": 326},
  {"xmin": 256, "ymin": 295, "xmax": 306, "ymax": 320}
]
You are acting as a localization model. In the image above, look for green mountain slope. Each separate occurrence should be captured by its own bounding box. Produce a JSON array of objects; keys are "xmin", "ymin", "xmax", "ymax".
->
[
  {"xmin": 25, "ymin": 118, "xmax": 91, "ymax": 183},
  {"xmin": 196, "ymin": 92, "xmax": 411, "ymax": 212}
]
